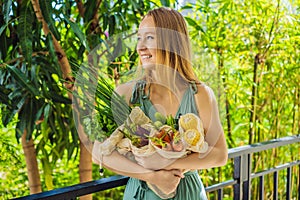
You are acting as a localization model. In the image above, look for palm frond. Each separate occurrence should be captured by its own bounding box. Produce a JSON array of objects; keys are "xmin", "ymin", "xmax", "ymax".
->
[
  {"xmin": 18, "ymin": 1, "xmax": 33, "ymax": 66},
  {"xmin": 39, "ymin": 0, "xmax": 61, "ymax": 41},
  {"xmin": 73, "ymin": 63, "xmax": 131, "ymax": 142}
]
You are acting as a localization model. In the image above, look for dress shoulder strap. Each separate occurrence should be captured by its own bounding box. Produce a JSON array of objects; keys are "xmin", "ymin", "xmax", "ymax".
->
[
  {"xmin": 130, "ymin": 80, "xmax": 148, "ymax": 105},
  {"xmin": 130, "ymin": 80, "xmax": 156, "ymax": 121},
  {"xmin": 175, "ymin": 81, "xmax": 199, "ymax": 119}
]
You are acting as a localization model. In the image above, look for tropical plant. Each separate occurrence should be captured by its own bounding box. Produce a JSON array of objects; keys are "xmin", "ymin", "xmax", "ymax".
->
[
  {"xmin": 183, "ymin": 0, "xmax": 299, "ymax": 198},
  {"xmin": 1, "ymin": 0, "xmax": 299, "ymax": 199},
  {"xmin": 0, "ymin": 0, "xmax": 169, "ymax": 199}
]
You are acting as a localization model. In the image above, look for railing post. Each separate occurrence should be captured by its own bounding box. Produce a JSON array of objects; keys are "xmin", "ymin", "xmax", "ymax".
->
[
  {"xmin": 286, "ymin": 167, "xmax": 291, "ymax": 200},
  {"xmin": 233, "ymin": 154, "xmax": 251, "ymax": 200},
  {"xmin": 243, "ymin": 154, "xmax": 251, "ymax": 200},
  {"xmin": 233, "ymin": 156, "xmax": 242, "ymax": 200}
]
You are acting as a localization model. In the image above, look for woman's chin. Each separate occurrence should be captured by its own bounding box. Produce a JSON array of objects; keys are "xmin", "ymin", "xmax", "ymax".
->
[{"xmin": 142, "ymin": 63, "xmax": 156, "ymax": 70}]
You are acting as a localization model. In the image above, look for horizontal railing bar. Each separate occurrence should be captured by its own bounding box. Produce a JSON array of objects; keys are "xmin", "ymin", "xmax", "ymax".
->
[
  {"xmin": 251, "ymin": 160, "xmax": 300, "ymax": 179},
  {"xmin": 228, "ymin": 135, "xmax": 300, "ymax": 159},
  {"xmin": 205, "ymin": 180, "xmax": 237, "ymax": 192},
  {"xmin": 13, "ymin": 176, "xmax": 129, "ymax": 200},
  {"xmin": 13, "ymin": 135, "xmax": 300, "ymax": 200}
]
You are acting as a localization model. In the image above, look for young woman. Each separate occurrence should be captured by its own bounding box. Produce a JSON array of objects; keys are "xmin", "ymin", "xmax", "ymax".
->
[{"xmin": 93, "ymin": 7, "xmax": 228, "ymax": 200}]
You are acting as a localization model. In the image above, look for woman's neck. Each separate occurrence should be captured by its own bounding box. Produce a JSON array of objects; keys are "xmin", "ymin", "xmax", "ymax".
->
[{"xmin": 148, "ymin": 83, "xmax": 187, "ymax": 116}]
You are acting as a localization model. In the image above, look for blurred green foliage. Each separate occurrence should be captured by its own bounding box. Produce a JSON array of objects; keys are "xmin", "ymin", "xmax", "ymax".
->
[{"xmin": 0, "ymin": 0, "xmax": 299, "ymax": 199}]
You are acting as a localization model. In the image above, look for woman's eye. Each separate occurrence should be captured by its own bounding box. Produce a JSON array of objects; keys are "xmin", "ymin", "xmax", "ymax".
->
[
  {"xmin": 137, "ymin": 36, "xmax": 141, "ymax": 41},
  {"xmin": 146, "ymin": 35, "xmax": 154, "ymax": 40}
]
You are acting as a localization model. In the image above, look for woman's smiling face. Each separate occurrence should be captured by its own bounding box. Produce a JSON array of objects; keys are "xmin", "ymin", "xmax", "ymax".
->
[{"xmin": 137, "ymin": 16, "xmax": 157, "ymax": 67}]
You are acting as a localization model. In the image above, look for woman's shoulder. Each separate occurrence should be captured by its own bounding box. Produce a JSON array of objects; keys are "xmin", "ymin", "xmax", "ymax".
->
[
  {"xmin": 196, "ymin": 82, "xmax": 213, "ymax": 95},
  {"xmin": 115, "ymin": 81, "xmax": 137, "ymax": 102},
  {"xmin": 194, "ymin": 83, "xmax": 219, "ymax": 126}
]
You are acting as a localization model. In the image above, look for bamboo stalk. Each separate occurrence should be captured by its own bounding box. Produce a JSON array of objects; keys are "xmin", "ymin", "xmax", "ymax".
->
[
  {"xmin": 296, "ymin": 85, "xmax": 300, "ymax": 134},
  {"xmin": 217, "ymin": 48, "xmax": 234, "ymax": 147},
  {"xmin": 248, "ymin": 54, "xmax": 261, "ymax": 144},
  {"xmin": 292, "ymin": 87, "xmax": 297, "ymax": 134}
]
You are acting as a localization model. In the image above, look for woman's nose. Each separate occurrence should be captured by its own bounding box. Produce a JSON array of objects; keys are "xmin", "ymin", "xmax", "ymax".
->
[{"xmin": 137, "ymin": 39, "xmax": 147, "ymax": 51}]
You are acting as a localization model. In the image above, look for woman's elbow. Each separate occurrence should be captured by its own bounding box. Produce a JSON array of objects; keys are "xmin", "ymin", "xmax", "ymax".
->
[{"xmin": 216, "ymin": 147, "xmax": 228, "ymax": 167}]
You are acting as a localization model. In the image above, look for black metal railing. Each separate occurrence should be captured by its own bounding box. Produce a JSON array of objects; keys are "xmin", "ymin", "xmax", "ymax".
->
[{"xmin": 14, "ymin": 134, "xmax": 300, "ymax": 200}]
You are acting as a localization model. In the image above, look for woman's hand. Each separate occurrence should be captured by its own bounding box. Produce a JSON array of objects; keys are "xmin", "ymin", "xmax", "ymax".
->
[
  {"xmin": 135, "ymin": 152, "xmax": 177, "ymax": 170},
  {"xmin": 147, "ymin": 169, "xmax": 184, "ymax": 195}
]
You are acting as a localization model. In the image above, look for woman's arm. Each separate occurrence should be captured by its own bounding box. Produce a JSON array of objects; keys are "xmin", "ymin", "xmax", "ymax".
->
[
  {"xmin": 164, "ymin": 133, "xmax": 227, "ymax": 170},
  {"xmin": 92, "ymin": 142, "xmax": 152, "ymax": 175},
  {"xmin": 166, "ymin": 84, "xmax": 228, "ymax": 170},
  {"xmin": 92, "ymin": 143, "xmax": 184, "ymax": 194}
]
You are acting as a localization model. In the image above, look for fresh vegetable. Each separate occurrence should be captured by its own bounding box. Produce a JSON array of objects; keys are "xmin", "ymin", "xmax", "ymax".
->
[
  {"xmin": 154, "ymin": 121, "xmax": 163, "ymax": 129},
  {"xmin": 154, "ymin": 112, "xmax": 167, "ymax": 123},
  {"xmin": 183, "ymin": 129, "xmax": 201, "ymax": 146},
  {"xmin": 172, "ymin": 140, "xmax": 184, "ymax": 152},
  {"xmin": 178, "ymin": 113, "xmax": 199, "ymax": 131},
  {"xmin": 151, "ymin": 125, "xmax": 184, "ymax": 152}
]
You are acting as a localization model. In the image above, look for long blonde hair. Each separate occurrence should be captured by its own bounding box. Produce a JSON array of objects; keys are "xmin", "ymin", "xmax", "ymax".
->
[{"xmin": 146, "ymin": 7, "xmax": 197, "ymax": 83}]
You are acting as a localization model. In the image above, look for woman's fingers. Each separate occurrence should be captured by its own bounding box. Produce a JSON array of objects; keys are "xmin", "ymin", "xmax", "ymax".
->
[{"xmin": 172, "ymin": 169, "xmax": 185, "ymax": 178}]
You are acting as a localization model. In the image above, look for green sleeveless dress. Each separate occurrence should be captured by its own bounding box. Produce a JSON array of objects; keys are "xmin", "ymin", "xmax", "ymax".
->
[{"xmin": 123, "ymin": 80, "xmax": 207, "ymax": 200}]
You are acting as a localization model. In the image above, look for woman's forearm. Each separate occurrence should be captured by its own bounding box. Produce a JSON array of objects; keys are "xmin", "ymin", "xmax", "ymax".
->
[
  {"xmin": 165, "ymin": 144, "xmax": 228, "ymax": 170},
  {"xmin": 160, "ymin": 133, "xmax": 228, "ymax": 170},
  {"xmin": 102, "ymin": 150, "xmax": 186, "ymax": 194},
  {"xmin": 101, "ymin": 150, "xmax": 155, "ymax": 182}
]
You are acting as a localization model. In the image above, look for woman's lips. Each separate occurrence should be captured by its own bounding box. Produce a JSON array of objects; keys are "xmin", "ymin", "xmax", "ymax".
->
[{"xmin": 141, "ymin": 55, "xmax": 152, "ymax": 59}]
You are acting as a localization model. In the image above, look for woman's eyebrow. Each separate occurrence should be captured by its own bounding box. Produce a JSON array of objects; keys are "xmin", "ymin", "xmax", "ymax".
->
[{"xmin": 137, "ymin": 31, "xmax": 156, "ymax": 36}]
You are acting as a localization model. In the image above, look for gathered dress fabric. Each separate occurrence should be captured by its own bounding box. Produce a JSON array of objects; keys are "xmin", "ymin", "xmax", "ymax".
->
[{"xmin": 123, "ymin": 80, "xmax": 208, "ymax": 200}]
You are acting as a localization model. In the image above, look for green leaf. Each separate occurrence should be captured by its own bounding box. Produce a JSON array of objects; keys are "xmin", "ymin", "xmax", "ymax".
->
[
  {"xmin": 103, "ymin": 13, "xmax": 108, "ymax": 31},
  {"xmin": 45, "ymin": 33, "xmax": 59, "ymax": 67},
  {"xmin": 108, "ymin": 15, "xmax": 115, "ymax": 36},
  {"xmin": 185, "ymin": 17, "xmax": 205, "ymax": 33},
  {"xmin": 63, "ymin": 16, "xmax": 89, "ymax": 51},
  {"xmin": 18, "ymin": 1, "xmax": 33, "ymax": 66},
  {"xmin": 3, "ymin": 0, "xmax": 12, "ymax": 24},
  {"xmin": 130, "ymin": 0, "xmax": 139, "ymax": 10},
  {"xmin": 49, "ymin": 92, "xmax": 72, "ymax": 104},
  {"xmin": 67, "ymin": 143, "xmax": 76, "ymax": 160},
  {"xmin": 35, "ymin": 105, "xmax": 44, "ymax": 123},
  {"xmin": 16, "ymin": 106, "xmax": 27, "ymax": 140},
  {"xmin": 83, "ymin": 0, "xmax": 95, "ymax": 22},
  {"xmin": 41, "ymin": 157, "xmax": 54, "ymax": 190},
  {"xmin": 160, "ymin": 0, "xmax": 170, "ymax": 7},
  {"xmin": 39, "ymin": 0, "xmax": 61, "ymax": 41},
  {"xmin": 7, "ymin": 65, "xmax": 39, "ymax": 97},
  {"xmin": 3, "ymin": 95, "xmax": 26, "ymax": 126},
  {"xmin": 43, "ymin": 103, "xmax": 51, "ymax": 122},
  {"xmin": 25, "ymin": 98, "xmax": 35, "ymax": 140},
  {"xmin": 30, "ymin": 64, "xmax": 39, "ymax": 87},
  {"xmin": 181, "ymin": 5, "xmax": 194, "ymax": 10},
  {"xmin": 0, "ymin": 89, "xmax": 9, "ymax": 105}
]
